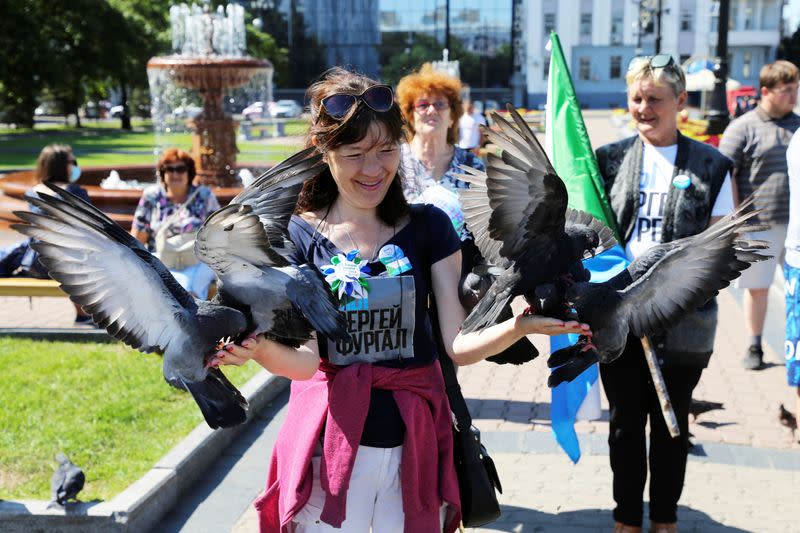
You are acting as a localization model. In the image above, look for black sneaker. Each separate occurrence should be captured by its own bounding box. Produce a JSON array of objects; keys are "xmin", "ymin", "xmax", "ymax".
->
[{"xmin": 742, "ymin": 345, "xmax": 763, "ymax": 370}]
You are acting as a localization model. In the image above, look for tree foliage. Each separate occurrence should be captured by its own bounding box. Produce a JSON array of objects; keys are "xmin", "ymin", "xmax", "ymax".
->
[
  {"xmin": 379, "ymin": 33, "xmax": 511, "ymax": 89},
  {"xmin": 0, "ymin": 0, "xmax": 289, "ymax": 128}
]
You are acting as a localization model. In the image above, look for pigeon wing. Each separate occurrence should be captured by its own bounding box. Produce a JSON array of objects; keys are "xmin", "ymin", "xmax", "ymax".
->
[
  {"xmin": 620, "ymin": 208, "xmax": 768, "ymax": 339},
  {"xmin": 231, "ymin": 147, "xmax": 324, "ymax": 257},
  {"xmin": 13, "ymin": 189, "xmax": 198, "ymax": 354},
  {"xmin": 460, "ymin": 107, "xmax": 568, "ymax": 264},
  {"xmin": 196, "ymin": 203, "xmax": 289, "ymax": 275}
]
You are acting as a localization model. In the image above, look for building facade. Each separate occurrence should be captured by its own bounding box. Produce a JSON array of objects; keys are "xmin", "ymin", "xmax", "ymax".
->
[{"xmin": 524, "ymin": 0, "xmax": 783, "ymax": 108}]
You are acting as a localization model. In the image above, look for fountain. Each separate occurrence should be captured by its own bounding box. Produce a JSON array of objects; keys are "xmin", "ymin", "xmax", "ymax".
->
[{"xmin": 147, "ymin": 2, "xmax": 273, "ymax": 186}]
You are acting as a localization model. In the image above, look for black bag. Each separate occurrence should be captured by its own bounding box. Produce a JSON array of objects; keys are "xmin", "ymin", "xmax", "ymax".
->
[
  {"xmin": 439, "ymin": 350, "xmax": 503, "ymax": 527},
  {"xmin": 0, "ymin": 238, "xmax": 48, "ymax": 279}
]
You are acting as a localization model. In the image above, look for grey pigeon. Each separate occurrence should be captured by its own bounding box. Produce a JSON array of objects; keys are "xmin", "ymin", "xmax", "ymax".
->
[
  {"xmin": 564, "ymin": 201, "xmax": 770, "ymax": 365},
  {"xmin": 49, "ymin": 452, "xmax": 85, "ymax": 506},
  {"xmin": 456, "ymin": 106, "xmax": 617, "ymax": 335},
  {"xmin": 195, "ymin": 149, "xmax": 349, "ymax": 346},
  {"xmin": 13, "ymin": 185, "xmax": 250, "ymax": 429}
]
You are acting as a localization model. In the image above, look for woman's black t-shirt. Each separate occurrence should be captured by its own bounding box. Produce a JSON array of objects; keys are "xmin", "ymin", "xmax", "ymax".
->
[{"xmin": 287, "ymin": 204, "xmax": 460, "ymax": 446}]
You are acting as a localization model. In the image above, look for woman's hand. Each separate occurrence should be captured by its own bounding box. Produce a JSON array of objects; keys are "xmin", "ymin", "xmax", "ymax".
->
[
  {"xmin": 207, "ymin": 334, "xmax": 321, "ymax": 381},
  {"xmin": 514, "ymin": 314, "xmax": 592, "ymax": 337},
  {"xmin": 207, "ymin": 333, "xmax": 262, "ymax": 368}
]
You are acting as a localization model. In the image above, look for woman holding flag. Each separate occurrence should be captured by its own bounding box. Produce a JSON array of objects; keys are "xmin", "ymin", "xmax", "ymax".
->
[{"xmin": 595, "ymin": 55, "xmax": 734, "ymax": 533}]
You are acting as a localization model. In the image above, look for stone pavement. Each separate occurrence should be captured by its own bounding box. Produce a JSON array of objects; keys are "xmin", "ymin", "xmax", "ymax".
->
[{"xmin": 3, "ymin": 110, "xmax": 798, "ymax": 532}]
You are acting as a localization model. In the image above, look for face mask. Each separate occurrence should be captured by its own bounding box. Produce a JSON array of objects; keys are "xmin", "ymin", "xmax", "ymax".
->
[{"xmin": 69, "ymin": 165, "xmax": 81, "ymax": 183}]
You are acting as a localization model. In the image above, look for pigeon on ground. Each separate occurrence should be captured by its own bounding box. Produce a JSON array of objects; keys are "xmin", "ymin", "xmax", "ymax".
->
[
  {"xmin": 563, "ymin": 201, "xmax": 770, "ymax": 366},
  {"xmin": 779, "ymin": 403, "xmax": 797, "ymax": 438},
  {"xmin": 456, "ymin": 106, "xmax": 617, "ymax": 338},
  {"xmin": 689, "ymin": 399, "xmax": 725, "ymax": 422},
  {"xmin": 194, "ymin": 151, "xmax": 350, "ymax": 346},
  {"xmin": 49, "ymin": 452, "xmax": 85, "ymax": 507}
]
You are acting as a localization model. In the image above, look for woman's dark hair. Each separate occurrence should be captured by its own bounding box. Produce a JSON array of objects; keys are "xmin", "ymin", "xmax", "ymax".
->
[
  {"xmin": 296, "ymin": 67, "xmax": 409, "ymax": 226},
  {"xmin": 156, "ymin": 147, "xmax": 196, "ymax": 189},
  {"xmin": 35, "ymin": 144, "xmax": 73, "ymax": 184}
]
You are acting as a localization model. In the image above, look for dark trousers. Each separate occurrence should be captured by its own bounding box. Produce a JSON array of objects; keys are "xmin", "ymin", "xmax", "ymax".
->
[{"xmin": 599, "ymin": 336, "xmax": 703, "ymax": 526}]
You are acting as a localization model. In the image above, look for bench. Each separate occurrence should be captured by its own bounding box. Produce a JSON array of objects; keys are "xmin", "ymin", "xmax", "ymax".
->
[
  {"xmin": 0, "ymin": 278, "xmax": 68, "ymax": 297},
  {"xmin": 0, "ymin": 277, "xmax": 217, "ymax": 299}
]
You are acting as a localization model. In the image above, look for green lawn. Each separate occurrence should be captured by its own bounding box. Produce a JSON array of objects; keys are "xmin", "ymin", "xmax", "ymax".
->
[
  {"xmin": 0, "ymin": 338, "xmax": 263, "ymax": 501},
  {"xmin": 0, "ymin": 120, "xmax": 308, "ymax": 170}
]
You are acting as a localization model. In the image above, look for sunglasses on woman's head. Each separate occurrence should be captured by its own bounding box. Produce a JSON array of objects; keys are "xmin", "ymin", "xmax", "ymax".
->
[
  {"xmin": 162, "ymin": 164, "xmax": 187, "ymax": 174},
  {"xmin": 321, "ymin": 85, "xmax": 394, "ymax": 119},
  {"xmin": 627, "ymin": 53, "xmax": 676, "ymax": 73}
]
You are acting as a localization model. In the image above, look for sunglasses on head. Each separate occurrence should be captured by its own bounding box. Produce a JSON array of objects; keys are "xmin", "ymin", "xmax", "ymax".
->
[
  {"xmin": 162, "ymin": 164, "xmax": 187, "ymax": 174},
  {"xmin": 321, "ymin": 85, "xmax": 394, "ymax": 119},
  {"xmin": 628, "ymin": 53, "xmax": 676, "ymax": 73}
]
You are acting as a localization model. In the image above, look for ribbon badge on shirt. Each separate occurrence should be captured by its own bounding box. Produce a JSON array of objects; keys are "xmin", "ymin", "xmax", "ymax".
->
[{"xmin": 322, "ymin": 250, "xmax": 371, "ymax": 308}]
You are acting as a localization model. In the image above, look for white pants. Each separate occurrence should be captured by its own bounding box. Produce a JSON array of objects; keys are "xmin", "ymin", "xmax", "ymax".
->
[
  {"xmin": 734, "ymin": 224, "xmax": 788, "ymax": 289},
  {"xmin": 293, "ymin": 445, "xmax": 405, "ymax": 532}
]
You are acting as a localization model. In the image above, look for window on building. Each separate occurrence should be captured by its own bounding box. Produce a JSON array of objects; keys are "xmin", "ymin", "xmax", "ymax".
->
[
  {"xmin": 744, "ymin": 0, "xmax": 755, "ymax": 30},
  {"xmin": 610, "ymin": 55, "xmax": 622, "ymax": 79},
  {"xmin": 711, "ymin": 16, "xmax": 718, "ymax": 32},
  {"xmin": 544, "ymin": 13, "xmax": 556, "ymax": 35},
  {"xmin": 611, "ymin": 14, "xmax": 623, "ymax": 44},
  {"xmin": 580, "ymin": 13, "xmax": 592, "ymax": 35},
  {"xmin": 544, "ymin": 56, "xmax": 550, "ymax": 79},
  {"xmin": 680, "ymin": 10, "xmax": 692, "ymax": 31},
  {"xmin": 743, "ymin": 51, "xmax": 752, "ymax": 78},
  {"xmin": 730, "ymin": 2, "xmax": 738, "ymax": 30},
  {"xmin": 579, "ymin": 57, "xmax": 590, "ymax": 80}
]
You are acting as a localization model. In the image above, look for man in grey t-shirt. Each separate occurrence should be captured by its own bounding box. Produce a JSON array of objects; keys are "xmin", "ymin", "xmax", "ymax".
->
[{"xmin": 719, "ymin": 60, "xmax": 800, "ymax": 370}]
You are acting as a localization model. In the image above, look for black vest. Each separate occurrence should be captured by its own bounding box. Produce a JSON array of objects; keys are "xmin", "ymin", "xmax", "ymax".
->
[{"xmin": 595, "ymin": 132, "xmax": 733, "ymax": 368}]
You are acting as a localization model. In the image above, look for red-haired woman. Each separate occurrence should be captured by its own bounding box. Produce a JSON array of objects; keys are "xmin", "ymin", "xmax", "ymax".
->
[{"xmin": 131, "ymin": 148, "xmax": 220, "ymax": 298}]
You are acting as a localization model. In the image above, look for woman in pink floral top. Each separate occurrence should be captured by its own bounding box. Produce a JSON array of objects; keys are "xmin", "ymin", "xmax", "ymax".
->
[{"xmin": 131, "ymin": 148, "xmax": 220, "ymax": 298}]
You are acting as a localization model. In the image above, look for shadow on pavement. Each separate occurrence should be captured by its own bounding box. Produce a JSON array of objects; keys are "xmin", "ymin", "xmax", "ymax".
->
[
  {"xmin": 466, "ymin": 398, "xmax": 610, "ymax": 423},
  {"xmin": 478, "ymin": 504, "xmax": 751, "ymax": 532}
]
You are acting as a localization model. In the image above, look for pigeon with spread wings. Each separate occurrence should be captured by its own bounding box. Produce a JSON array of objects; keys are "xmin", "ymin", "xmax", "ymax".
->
[
  {"xmin": 13, "ymin": 183, "xmax": 250, "ymax": 429},
  {"xmin": 456, "ymin": 106, "xmax": 616, "ymax": 338},
  {"xmin": 563, "ymin": 201, "xmax": 769, "ymax": 366}
]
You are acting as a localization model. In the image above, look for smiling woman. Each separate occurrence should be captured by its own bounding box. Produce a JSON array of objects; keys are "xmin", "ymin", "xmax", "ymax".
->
[
  {"xmin": 209, "ymin": 67, "xmax": 586, "ymax": 533},
  {"xmin": 595, "ymin": 55, "xmax": 736, "ymax": 533}
]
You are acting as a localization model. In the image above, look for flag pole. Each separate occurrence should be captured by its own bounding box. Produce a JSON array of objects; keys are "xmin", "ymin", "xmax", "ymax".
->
[{"xmin": 640, "ymin": 337, "xmax": 680, "ymax": 437}]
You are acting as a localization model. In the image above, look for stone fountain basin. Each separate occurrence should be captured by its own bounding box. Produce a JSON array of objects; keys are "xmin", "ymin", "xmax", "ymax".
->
[
  {"xmin": 146, "ymin": 56, "xmax": 271, "ymax": 92},
  {"xmin": 0, "ymin": 166, "xmax": 242, "ymax": 231}
]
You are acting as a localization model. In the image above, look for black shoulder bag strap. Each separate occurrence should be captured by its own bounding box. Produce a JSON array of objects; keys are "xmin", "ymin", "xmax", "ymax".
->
[{"xmin": 413, "ymin": 205, "xmax": 502, "ymax": 527}]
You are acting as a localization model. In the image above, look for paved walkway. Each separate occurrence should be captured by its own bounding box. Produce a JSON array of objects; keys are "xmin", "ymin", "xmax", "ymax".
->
[{"xmin": 3, "ymin": 110, "xmax": 798, "ymax": 532}]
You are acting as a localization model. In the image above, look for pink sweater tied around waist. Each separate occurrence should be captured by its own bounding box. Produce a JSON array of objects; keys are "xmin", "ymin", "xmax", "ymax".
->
[{"xmin": 254, "ymin": 360, "xmax": 462, "ymax": 532}]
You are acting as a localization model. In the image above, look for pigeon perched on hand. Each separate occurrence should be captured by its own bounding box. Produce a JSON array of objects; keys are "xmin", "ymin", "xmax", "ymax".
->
[
  {"xmin": 14, "ymin": 185, "xmax": 250, "ymax": 429},
  {"xmin": 49, "ymin": 452, "xmax": 85, "ymax": 507},
  {"xmin": 12, "ymin": 149, "xmax": 341, "ymax": 429},
  {"xmin": 456, "ymin": 106, "xmax": 617, "ymax": 336}
]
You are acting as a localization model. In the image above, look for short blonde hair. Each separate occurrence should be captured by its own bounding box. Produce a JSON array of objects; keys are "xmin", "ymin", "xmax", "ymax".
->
[
  {"xmin": 626, "ymin": 57, "xmax": 686, "ymax": 97},
  {"xmin": 760, "ymin": 60, "xmax": 799, "ymax": 90},
  {"xmin": 396, "ymin": 64, "xmax": 463, "ymax": 144}
]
